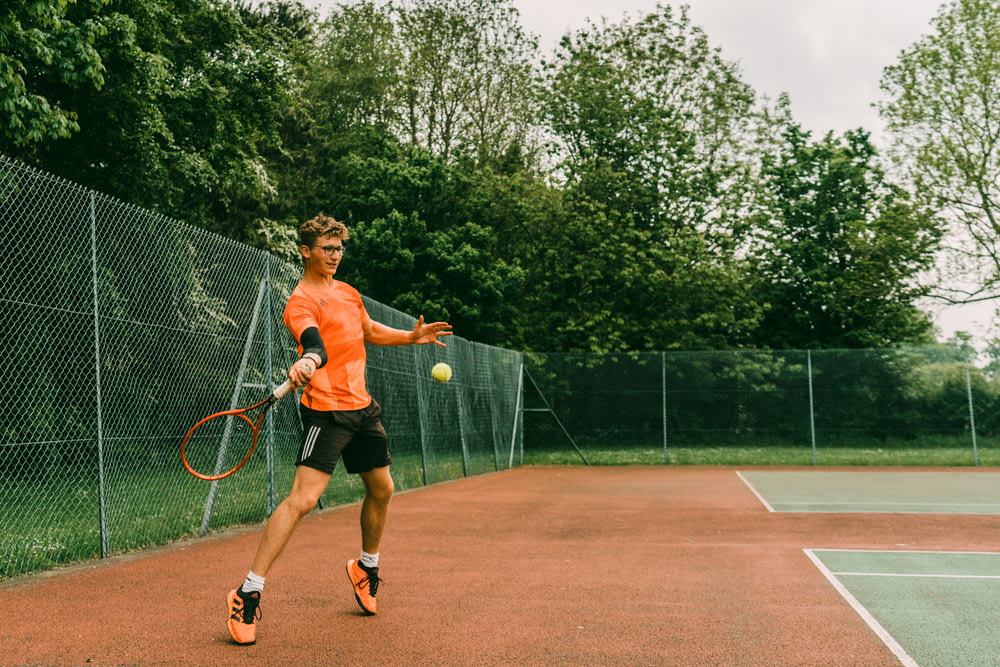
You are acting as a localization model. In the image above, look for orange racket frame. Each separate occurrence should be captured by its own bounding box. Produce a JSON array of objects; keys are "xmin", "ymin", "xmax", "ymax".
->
[{"xmin": 180, "ymin": 380, "xmax": 294, "ymax": 481}]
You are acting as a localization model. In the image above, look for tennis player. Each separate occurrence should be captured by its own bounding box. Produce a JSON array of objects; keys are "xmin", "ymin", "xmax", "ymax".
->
[{"xmin": 226, "ymin": 213, "xmax": 452, "ymax": 645}]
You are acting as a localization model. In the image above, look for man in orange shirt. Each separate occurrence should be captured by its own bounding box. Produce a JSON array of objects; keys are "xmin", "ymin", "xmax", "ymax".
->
[{"xmin": 226, "ymin": 213, "xmax": 452, "ymax": 645}]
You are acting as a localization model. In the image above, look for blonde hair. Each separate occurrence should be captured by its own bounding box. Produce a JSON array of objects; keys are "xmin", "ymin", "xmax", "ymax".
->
[{"xmin": 298, "ymin": 213, "xmax": 349, "ymax": 248}]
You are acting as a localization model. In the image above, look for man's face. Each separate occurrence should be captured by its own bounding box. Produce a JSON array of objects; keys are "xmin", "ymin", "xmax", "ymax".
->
[{"xmin": 302, "ymin": 233, "xmax": 346, "ymax": 276}]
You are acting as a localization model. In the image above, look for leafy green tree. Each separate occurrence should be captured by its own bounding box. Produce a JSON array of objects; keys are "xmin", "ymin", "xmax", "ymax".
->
[
  {"xmin": 879, "ymin": 0, "xmax": 1000, "ymax": 309},
  {"xmin": 262, "ymin": 1, "xmax": 546, "ymax": 346},
  {"xmin": 750, "ymin": 126, "xmax": 942, "ymax": 348},
  {"xmin": 0, "ymin": 0, "xmax": 107, "ymax": 146},
  {"xmin": 5, "ymin": 0, "xmax": 299, "ymax": 242},
  {"xmin": 984, "ymin": 337, "xmax": 1000, "ymax": 379},
  {"xmin": 395, "ymin": 0, "xmax": 540, "ymax": 166},
  {"xmin": 341, "ymin": 207, "xmax": 525, "ymax": 345},
  {"xmin": 263, "ymin": 1, "xmax": 405, "ymax": 230},
  {"xmin": 534, "ymin": 4, "xmax": 764, "ymax": 352}
]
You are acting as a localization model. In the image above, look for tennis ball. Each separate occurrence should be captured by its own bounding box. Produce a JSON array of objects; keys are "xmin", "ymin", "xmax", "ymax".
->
[{"xmin": 431, "ymin": 362, "xmax": 452, "ymax": 383}]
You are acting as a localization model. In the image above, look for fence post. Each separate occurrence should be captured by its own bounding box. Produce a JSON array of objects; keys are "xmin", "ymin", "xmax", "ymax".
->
[
  {"xmin": 662, "ymin": 351, "xmax": 669, "ymax": 464},
  {"xmin": 89, "ymin": 191, "xmax": 109, "ymax": 558},
  {"xmin": 415, "ymin": 349, "xmax": 429, "ymax": 485},
  {"xmin": 264, "ymin": 255, "xmax": 276, "ymax": 513},
  {"xmin": 808, "ymin": 350, "xmax": 817, "ymax": 466},
  {"xmin": 457, "ymin": 373, "xmax": 469, "ymax": 477},
  {"xmin": 485, "ymin": 348, "xmax": 503, "ymax": 471},
  {"xmin": 966, "ymin": 366, "xmax": 980, "ymax": 466},
  {"xmin": 508, "ymin": 357, "xmax": 524, "ymax": 469},
  {"xmin": 199, "ymin": 279, "xmax": 268, "ymax": 535}
]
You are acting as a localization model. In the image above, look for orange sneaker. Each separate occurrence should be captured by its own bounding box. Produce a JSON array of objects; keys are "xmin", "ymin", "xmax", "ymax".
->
[
  {"xmin": 226, "ymin": 588, "xmax": 261, "ymax": 645},
  {"xmin": 346, "ymin": 559, "xmax": 381, "ymax": 615}
]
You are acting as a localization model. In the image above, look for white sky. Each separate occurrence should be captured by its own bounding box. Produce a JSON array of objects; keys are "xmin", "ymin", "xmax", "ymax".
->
[{"xmin": 287, "ymin": 0, "xmax": 995, "ymax": 347}]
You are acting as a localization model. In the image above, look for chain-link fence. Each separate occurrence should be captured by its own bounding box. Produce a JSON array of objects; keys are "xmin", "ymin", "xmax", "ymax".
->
[
  {"xmin": 7, "ymin": 153, "xmax": 1000, "ymax": 580},
  {"xmin": 523, "ymin": 350, "xmax": 1000, "ymax": 466},
  {"xmin": 0, "ymin": 155, "xmax": 523, "ymax": 579}
]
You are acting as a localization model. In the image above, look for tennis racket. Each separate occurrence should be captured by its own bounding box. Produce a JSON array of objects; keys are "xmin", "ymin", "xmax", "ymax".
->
[{"xmin": 180, "ymin": 379, "xmax": 294, "ymax": 481}]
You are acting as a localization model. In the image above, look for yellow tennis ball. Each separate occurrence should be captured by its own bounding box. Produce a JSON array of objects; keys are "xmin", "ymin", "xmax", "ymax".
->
[{"xmin": 431, "ymin": 362, "xmax": 452, "ymax": 383}]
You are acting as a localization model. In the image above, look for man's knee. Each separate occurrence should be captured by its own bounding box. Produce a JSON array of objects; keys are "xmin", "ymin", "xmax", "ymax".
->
[
  {"xmin": 283, "ymin": 489, "xmax": 322, "ymax": 516},
  {"xmin": 285, "ymin": 466, "xmax": 331, "ymax": 515},
  {"xmin": 363, "ymin": 467, "xmax": 394, "ymax": 502}
]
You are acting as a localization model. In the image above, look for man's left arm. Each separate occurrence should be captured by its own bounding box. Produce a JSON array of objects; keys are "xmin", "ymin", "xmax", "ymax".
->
[{"xmin": 362, "ymin": 315, "xmax": 453, "ymax": 347}]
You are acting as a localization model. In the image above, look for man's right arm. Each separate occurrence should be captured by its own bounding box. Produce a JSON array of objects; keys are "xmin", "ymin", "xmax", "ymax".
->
[{"xmin": 299, "ymin": 326, "xmax": 327, "ymax": 368}]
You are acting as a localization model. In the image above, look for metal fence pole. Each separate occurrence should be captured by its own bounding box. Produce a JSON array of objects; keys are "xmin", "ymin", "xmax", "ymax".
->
[
  {"xmin": 199, "ymin": 278, "xmax": 268, "ymax": 535},
  {"xmin": 415, "ymin": 351, "xmax": 429, "ymax": 486},
  {"xmin": 89, "ymin": 191, "xmax": 109, "ymax": 558},
  {"xmin": 662, "ymin": 351, "xmax": 669, "ymax": 464},
  {"xmin": 457, "ymin": 378, "xmax": 469, "ymax": 477},
  {"xmin": 485, "ymin": 350, "xmax": 503, "ymax": 471},
  {"xmin": 509, "ymin": 358, "xmax": 524, "ymax": 469},
  {"xmin": 966, "ymin": 366, "xmax": 980, "ymax": 466},
  {"xmin": 264, "ymin": 255, "xmax": 276, "ymax": 513},
  {"xmin": 808, "ymin": 350, "xmax": 817, "ymax": 466}
]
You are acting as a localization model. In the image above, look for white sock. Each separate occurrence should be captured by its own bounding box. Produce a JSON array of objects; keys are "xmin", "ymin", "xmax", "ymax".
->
[
  {"xmin": 360, "ymin": 551, "xmax": 379, "ymax": 569},
  {"xmin": 241, "ymin": 570, "xmax": 265, "ymax": 594}
]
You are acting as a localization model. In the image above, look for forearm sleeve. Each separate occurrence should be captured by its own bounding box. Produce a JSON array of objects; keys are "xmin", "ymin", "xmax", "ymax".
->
[{"xmin": 299, "ymin": 326, "xmax": 327, "ymax": 368}]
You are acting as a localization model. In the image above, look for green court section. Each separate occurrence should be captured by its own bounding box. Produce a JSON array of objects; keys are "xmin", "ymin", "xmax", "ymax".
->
[
  {"xmin": 808, "ymin": 549, "xmax": 1000, "ymax": 667},
  {"xmin": 739, "ymin": 470, "xmax": 1000, "ymax": 513}
]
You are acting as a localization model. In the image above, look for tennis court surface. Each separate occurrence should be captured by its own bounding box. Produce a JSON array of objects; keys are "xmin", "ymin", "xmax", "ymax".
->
[
  {"xmin": 740, "ymin": 470, "xmax": 1000, "ymax": 513},
  {"xmin": 2, "ymin": 466, "xmax": 998, "ymax": 666}
]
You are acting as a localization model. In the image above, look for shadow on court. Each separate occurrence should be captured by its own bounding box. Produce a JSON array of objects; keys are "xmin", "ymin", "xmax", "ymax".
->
[{"xmin": 1, "ymin": 466, "xmax": 996, "ymax": 666}]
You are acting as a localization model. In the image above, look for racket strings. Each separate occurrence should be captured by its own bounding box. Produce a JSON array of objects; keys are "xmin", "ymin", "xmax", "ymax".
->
[{"xmin": 182, "ymin": 412, "xmax": 259, "ymax": 479}]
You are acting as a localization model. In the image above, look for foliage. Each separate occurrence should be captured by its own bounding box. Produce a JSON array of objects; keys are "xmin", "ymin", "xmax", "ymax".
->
[
  {"xmin": 1, "ymin": 0, "xmax": 982, "ymax": 354},
  {"xmin": 0, "ymin": 0, "xmax": 108, "ymax": 145},
  {"xmin": 3, "ymin": 0, "xmax": 302, "ymax": 241},
  {"xmin": 394, "ymin": 0, "xmax": 540, "ymax": 166},
  {"xmin": 879, "ymin": 0, "xmax": 1000, "ymax": 308},
  {"xmin": 750, "ymin": 126, "xmax": 943, "ymax": 348},
  {"xmin": 534, "ymin": 4, "xmax": 764, "ymax": 351},
  {"xmin": 332, "ymin": 148, "xmax": 528, "ymax": 345}
]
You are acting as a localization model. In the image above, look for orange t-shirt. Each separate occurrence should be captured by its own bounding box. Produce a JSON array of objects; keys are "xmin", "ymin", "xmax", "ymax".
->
[{"xmin": 283, "ymin": 280, "xmax": 372, "ymax": 411}]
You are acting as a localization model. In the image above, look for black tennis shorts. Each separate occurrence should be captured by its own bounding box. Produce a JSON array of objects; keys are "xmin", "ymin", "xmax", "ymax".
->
[{"xmin": 296, "ymin": 400, "xmax": 391, "ymax": 475}]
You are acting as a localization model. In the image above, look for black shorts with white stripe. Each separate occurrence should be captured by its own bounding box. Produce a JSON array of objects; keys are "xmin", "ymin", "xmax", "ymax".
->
[{"xmin": 296, "ymin": 400, "xmax": 391, "ymax": 474}]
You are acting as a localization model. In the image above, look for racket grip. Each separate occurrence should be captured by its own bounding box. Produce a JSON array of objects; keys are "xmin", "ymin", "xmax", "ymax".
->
[{"xmin": 272, "ymin": 379, "xmax": 295, "ymax": 400}]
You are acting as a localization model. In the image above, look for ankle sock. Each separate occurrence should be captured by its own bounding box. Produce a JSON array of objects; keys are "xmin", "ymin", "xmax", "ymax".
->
[
  {"xmin": 241, "ymin": 570, "xmax": 265, "ymax": 594},
  {"xmin": 360, "ymin": 551, "xmax": 379, "ymax": 570}
]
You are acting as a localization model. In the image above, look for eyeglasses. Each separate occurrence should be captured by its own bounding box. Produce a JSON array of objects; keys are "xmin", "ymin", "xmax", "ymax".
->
[{"xmin": 312, "ymin": 244, "xmax": 345, "ymax": 256}]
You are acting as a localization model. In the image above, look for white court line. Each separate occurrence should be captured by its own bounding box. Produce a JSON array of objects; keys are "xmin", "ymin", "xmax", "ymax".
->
[
  {"xmin": 833, "ymin": 572, "xmax": 1000, "ymax": 579},
  {"xmin": 775, "ymin": 501, "xmax": 1000, "ymax": 508},
  {"xmin": 813, "ymin": 548, "xmax": 1000, "ymax": 555},
  {"xmin": 735, "ymin": 471, "xmax": 776, "ymax": 512},
  {"xmin": 804, "ymin": 549, "xmax": 919, "ymax": 667}
]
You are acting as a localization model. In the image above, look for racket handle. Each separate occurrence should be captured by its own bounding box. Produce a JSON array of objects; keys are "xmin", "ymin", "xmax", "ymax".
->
[{"xmin": 272, "ymin": 379, "xmax": 295, "ymax": 400}]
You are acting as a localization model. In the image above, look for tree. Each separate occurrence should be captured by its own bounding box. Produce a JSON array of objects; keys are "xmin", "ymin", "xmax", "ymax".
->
[
  {"xmin": 341, "ymin": 206, "xmax": 526, "ymax": 346},
  {"xmin": 533, "ymin": 4, "xmax": 765, "ymax": 352},
  {"xmin": 878, "ymin": 0, "xmax": 1000, "ymax": 311},
  {"xmin": 0, "ymin": 0, "xmax": 107, "ymax": 146},
  {"xmin": 750, "ymin": 126, "xmax": 942, "ymax": 349},
  {"xmin": 395, "ymin": 0, "xmax": 540, "ymax": 166},
  {"xmin": 4, "ymin": 0, "xmax": 299, "ymax": 242}
]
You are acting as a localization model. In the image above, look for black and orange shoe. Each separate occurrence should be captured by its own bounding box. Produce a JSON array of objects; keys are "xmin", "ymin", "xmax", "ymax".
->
[
  {"xmin": 226, "ymin": 588, "xmax": 261, "ymax": 645},
  {"xmin": 346, "ymin": 559, "xmax": 381, "ymax": 615}
]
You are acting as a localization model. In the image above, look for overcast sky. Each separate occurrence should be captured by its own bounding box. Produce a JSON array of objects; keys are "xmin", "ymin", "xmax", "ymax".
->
[
  {"xmin": 284, "ymin": 0, "xmax": 994, "ymax": 346},
  {"xmin": 517, "ymin": 0, "xmax": 943, "ymax": 145}
]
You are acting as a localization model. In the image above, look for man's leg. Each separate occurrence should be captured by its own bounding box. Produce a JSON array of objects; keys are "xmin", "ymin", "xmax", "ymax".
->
[
  {"xmin": 227, "ymin": 465, "xmax": 330, "ymax": 645},
  {"xmin": 251, "ymin": 464, "xmax": 332, "ymax": 575},
  {"xmin": 358, "ymin": 465, "xmax": 394, "ymax": 554},
  {"xmin": 346, "ymin": 465, "xmax": 394, "ymax": 615}
]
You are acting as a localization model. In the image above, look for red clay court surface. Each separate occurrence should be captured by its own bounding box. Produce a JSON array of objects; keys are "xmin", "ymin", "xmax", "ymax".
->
[{"xmin": 2, "ymin": 465, "xmax": 995, "ymax": 666}]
